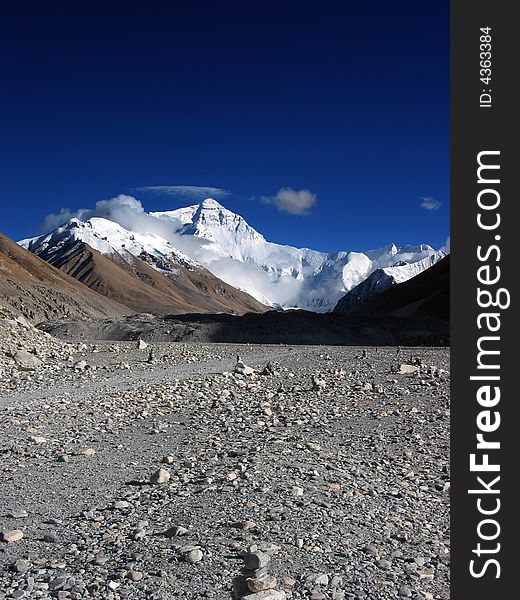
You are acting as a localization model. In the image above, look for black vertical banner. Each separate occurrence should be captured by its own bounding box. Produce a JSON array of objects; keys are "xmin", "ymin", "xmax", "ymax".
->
[{"xmin": 451, "ymin": 1, "xmax": 519, "ymax": 598}]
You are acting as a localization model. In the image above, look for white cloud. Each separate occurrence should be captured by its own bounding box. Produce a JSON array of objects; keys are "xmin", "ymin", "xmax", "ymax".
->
[
  {"xmin": 206, "ymin": 255, "xmax": 305, "ymax": 307},
  {"xmin": 41, "ymin": 194, "xmax": 173, "ymax": 238},
  {"xmin": 42, "ymin": 208, "xmax": 84, "ymax": 232},
  {"xmin": 261, "ymin": 188, "xmax": 317, "ymax": 215},
  {"xmin": 441, "ymin": 236, "xmax": 450, "ymax": 252},
  {"xmin": 134, "ymin": 185, "xmax": 230, "ymax": 200},
  {"xmin": 420, "ymin": 196, "xmax": 442, "ymax": 211}
]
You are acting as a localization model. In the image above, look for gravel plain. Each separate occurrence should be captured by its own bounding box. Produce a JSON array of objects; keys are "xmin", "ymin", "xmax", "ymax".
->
[{"xmin": 0, "ymin": 317, "xmax": 450, "ymax": 600}]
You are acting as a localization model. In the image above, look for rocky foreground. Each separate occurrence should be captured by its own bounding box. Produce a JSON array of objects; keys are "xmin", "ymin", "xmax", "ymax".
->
[{"xmin": 0, "ymin": 316, "xmax": 449, "ymax": 600}]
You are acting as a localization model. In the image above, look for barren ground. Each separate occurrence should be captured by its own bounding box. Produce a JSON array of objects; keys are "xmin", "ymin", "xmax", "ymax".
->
[{"xmin": 0, "ymin": 341, "xmax": 449, "ymax": 600}]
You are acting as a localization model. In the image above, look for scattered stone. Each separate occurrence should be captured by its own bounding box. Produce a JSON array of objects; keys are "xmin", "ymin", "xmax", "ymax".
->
[
  {"xmin": 137, "ymin": 339, "xmax": 148, "ymax": 350},
  {"xmin": 184, "ymin": 548, "xmax": 204, "ymax": 563},
  {"xmin": 228, "ymin": 520, "xmax": 257, "ymax": 531},
  {"xmin": 48, "ymin": 577, "xmax": 67, "ymax": 591},
  {"xmin": 234, "ymin": 357, "xmax": 255, "ymax": 376},
  {"xmin": 79, "ymin": 447, "xmax": 96, "ymax": 457},
  {"xmin": 241, "ymin": 591, "xmax": 286, "ymax": 600},
  {"xmin": 163, "ymin": 525, "xmax": 188, "ymax": 538},
  {"xmin": 399, "ymin": 363, "xmax": 420, "ymax": 375},
  {"xmin": 243, "ymin": 550, "xmax": 271, "ymax": 570},
  {"xmin": 311, "ymin": 375, "xmax": 326, "ymax": 390},
  {"xmin": 323, "ymin": 482, "xmax": 341, "ymax": 492},
  {"xmin": 12, "ymin": 559, "xmax": 30, "ymax": 573},
  {"xmin": 8, "ymin": 509, "xmax": 28, "ymax": 519},
  {"xmin": 12, "ymin": 349, "xmax": 41, "ymax": 370},
  {"xmin": 261, "ymin": 362, "xmax": 275, "ymax": 376},
  {"xmin": 150, "ymin": 468, "xmax": 170, "ymax": 484},
  {"xmin": 0, "ymin": 530, "xmax": 24, "ymax": 543},
  {"xmin": 0, "ymin": 342, "xmax": 449, "ymax": 599},
  {"xmin": 29, "ymin": 435, "xmax": 47, "ymax": 444},
  {"xmin": 247, "ymin": 573, "xmax": 278, "ymax": 593}
]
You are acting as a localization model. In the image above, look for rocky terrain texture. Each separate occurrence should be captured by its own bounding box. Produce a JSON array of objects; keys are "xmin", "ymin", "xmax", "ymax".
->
[
  {"xmin": 0, "ymin": 314, "xmax": 450, "ymax": 600},
  {"xmin": 18, "ymin": 222, "xmax": 267, "ymax": 316},
  {"xmin": 39, "ymin": 310, "xmax": 449, "ymax": 347},
  {"xmin": 29, "ymin": 240, "xmax": 266, "ymax": 316},
  {"xmin": 0, "ymin": 234, "xmax": 132, "ymax": 324}
]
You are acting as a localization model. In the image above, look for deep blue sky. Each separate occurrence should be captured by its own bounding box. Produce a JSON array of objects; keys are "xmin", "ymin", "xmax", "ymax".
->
[{"xmin": 0, "ymin": 3, "xmax": 449, "ymax": 253}]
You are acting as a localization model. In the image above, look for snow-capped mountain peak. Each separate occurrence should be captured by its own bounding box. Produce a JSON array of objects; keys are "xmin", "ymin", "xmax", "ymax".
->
[
  {"xmin": 199, "ymin": 198, "xmax": 222, "ymax": 209},
  {"xmin": 151, "ymin": 199, "xmax": 266, "ymax": 262},
  {"xmin": 19, "ymin": 199, "xmax": 447, "ymax": 312},
  {"xmin": 19, "ymin": 216, "xmax": 198, "ymax": 271},
  {"xmin": 150, "ymin": 201, "xmax": 444, "ymax": 310},
  {"xmin": 185, "ymin": 199, "xmax": 265, "ymax": 242}
]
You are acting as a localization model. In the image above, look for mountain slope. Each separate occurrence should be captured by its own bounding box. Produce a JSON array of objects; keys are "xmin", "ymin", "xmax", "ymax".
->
[
  {"xmin": 20, "ymin": 198, "xmax": 445, "ymax": 313},
  {"xmin": 20, "ymin": 220, "xmax": 267, "ymax": 315},
  {"xmin": 0, "ymin": 232, "xmax": 132, "ymax": 323},
  {"xmin": 333, "ymin": 250, "xmax": 447, "ymax": 314},
  {"xmin": 349, "ymin": 254, "xmax": 450, "ymax": 320}
]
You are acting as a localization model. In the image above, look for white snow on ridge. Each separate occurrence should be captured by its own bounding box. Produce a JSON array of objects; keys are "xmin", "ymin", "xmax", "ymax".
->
[
  {"xmin": 19, "ymin": 217, "xmax": 199, "ymax": 271},
  {"xmin": 152, "ymin": 199, "xmax": 268, "ymax": 263},
  {"xmin": 334, "ymin": 249, "xmax": 448, "ymax": 313},
  {"xmin": 20, "ymin": 198, "xmax": 446, "ymax": 312},
  {"xmin": 380, "ymin": 250, "xmax": 446, "ymax": 284},
  {"xmin": 151, "ymin": 199, "xmax": 442, "ymax": 310}
]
